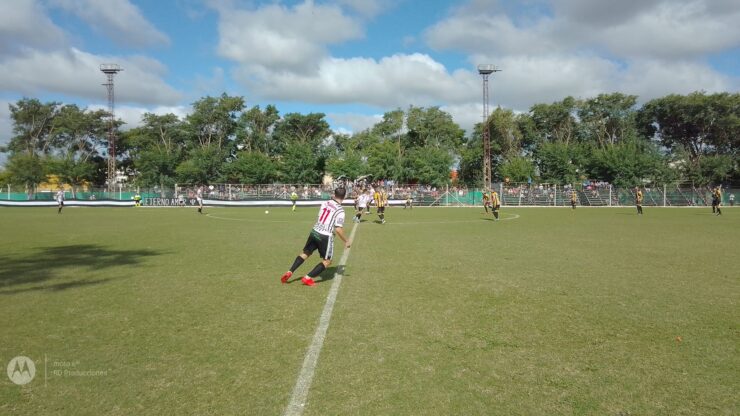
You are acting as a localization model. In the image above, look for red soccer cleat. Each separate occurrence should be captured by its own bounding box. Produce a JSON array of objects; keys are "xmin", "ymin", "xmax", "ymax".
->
[
  {"xmin": 301, "ymin": 276, "xmax": 316, "ymax": 286},
  {"xmin": 281, "ymin": 271, "xmax": 292, "ymax": 284}
]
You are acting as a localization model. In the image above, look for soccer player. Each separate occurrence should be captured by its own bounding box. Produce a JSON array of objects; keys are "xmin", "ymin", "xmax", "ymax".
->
[
  {"xmin": 570, "ymin": 189, "xmax": 578, "ymax": 210},
  {"xmin": 482, "ymin": 191, "xmax": 491, "ymax": 213},
  {"xmin": 729, "ymin": 193, "xmax": 735, "ymax": 207},
  {"xmin": 404, "ymin": 192, "xmax": 413, "ymax": 209},
  {"xmin": 290, "ymin": 190, "xmax": 298, "ymax": 211},
  {"xmin": 353, "ymin": 189, "xmax": 369, "ymax": 223},
  {"xmin": 196, "ymin": 186, "xmax": 204, "ymax": 214},
  {"xmin": 56, "ymin": 188, "xmax": 65, "ymax": 214},
  {"xmin": 374, "ymin": 187, "xmax": 388, "ymax": 224},
  {"xmin": 635, "ymin": 187, "xmax": 643, "ymax": 215},
  {"xmin": 713, "ymin": 187, "xmax": 722, "ymax": 216},
  {"xmin": 280, "ymin": 187, "xmax": 351, "ymax": 286},
  {"xmin": 134, "ymin": 192, "xmax": 142, "ymax": 207},
  {"xmin": 490, "ymin": 189, "xmax": 501, "ymax": 220}
]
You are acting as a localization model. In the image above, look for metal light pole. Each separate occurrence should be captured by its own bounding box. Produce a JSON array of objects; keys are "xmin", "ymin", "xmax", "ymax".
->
[
  {"xmin": 100, "ymin": 64, "xmax": 123, "ymax": 192},
  {"xmin": 478, "ymin": 64, "xmax": 501, "ymax": 190}
]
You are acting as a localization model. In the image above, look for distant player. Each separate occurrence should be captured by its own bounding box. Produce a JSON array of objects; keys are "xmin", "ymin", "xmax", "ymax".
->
[
  {"xmin": 635, "ymin": 187, "xmax": 643, "ymax": 215},
  {"xmin": 712, "ymin": 187, "xmax": 722, "ymax": 216},
  {"xmin": 290, "ymin": 190, "xmax": 299, "ymax": 211},
  {"xmin": 404, "ymin": 192, "xmax": 413, "ymax": 209},
  {"xmin": 56, "ymin": 189, "xmax": 64, "ymax": 214},
  {"xmin": 729, "ymin": 193, "xmax": 735, "ymax": 206},
  {"xmin": 570, "ymin": 189, "xmax": 578, "ymax": 210},
  {"xmin": 134, "ymin": 192, "xmax": 142, "ymax": 207},
  {"xmin": 280, "ymin": 187, "xmax": 351, "ymax": 286},
  {"xmin": 196, "ymin": 186, "xmax": 204, "ymax": 214},
  {"xmin": 374, "ymin": 187, "xmax": 388, "ymax": 224},
  {"xmin": 366, "ymin": 186, "xmax": 374, "ymax": 214},
  {"xmin": 353, "ymin": 189, "xmax": 370, "ymax": 223},
  {"xmin": 482, "ymin": 191, "xmax": 491, "ymax": 213},
  {"xmin": 490, "ymin": 189, "xmax": 501, "ymax": 220}
]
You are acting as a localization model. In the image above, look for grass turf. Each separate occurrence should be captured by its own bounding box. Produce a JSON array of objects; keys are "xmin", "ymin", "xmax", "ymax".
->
[{"xmin": 0, "ymin": 206, "xmax": 737, "ymax": 415}]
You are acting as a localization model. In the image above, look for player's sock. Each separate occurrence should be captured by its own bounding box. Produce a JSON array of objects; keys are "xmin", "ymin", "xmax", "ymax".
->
[
  {"xmin": 717, "ymin": 207, "xmax": 722, "ymax": 215},
  {"xmin": 484, "ymin": 206, "xmax": 488, "ymax": 213},
  {"xmin": 307, "ymin": 263, "xmax": 326, "ymax": 278},
  {"xmin": 58, "ymin": 207, "xmax": 62, "ymax": 214},
  {"xmin": 494, "ymin": 211, "xmax": 499, "ymax": 220},
  {"xmin": 290, "ymin": 256, "xmax": 304, "ymax": 273}
]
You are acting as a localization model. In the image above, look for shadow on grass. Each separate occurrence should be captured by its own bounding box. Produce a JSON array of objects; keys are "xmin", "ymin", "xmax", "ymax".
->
[
  {"xmin": 0, "ymin": 244, "xmax": 163, "ymax": 295},
  {"xmin": 284, "ymin": 265, "xmax": 348, "ymax": 285}
]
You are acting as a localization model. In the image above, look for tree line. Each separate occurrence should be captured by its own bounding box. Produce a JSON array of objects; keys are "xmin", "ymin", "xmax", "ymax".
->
[{"xmin": 1, "ymin": 91, "xmax": 737, "ymax": 194}]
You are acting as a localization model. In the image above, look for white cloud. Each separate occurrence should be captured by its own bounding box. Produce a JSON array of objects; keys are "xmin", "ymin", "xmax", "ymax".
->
[
  {"xmin": 0, "ymin": 48, "xmax": 182, "ymax": 106},
  {"xmin": 327, "ymin": 112, "xmax": 382, "ymax": 133},
  {"xmin": 214, "ymin": 1, "xmax": 363, "ymax": 73},
  {"xmin": 235, "ymin": 53, "xmax": 479, "ymax": 108},
  {"xmin": 427, "ymin": 0, "xmax": 740, "ymax": 61},
  {"xmin": 48, "ymin": 0, "xmax": 170, "ymax": 47},
  {"xmin": 0, "ymin": 0, "xmax": 67, "ymax": 54}
]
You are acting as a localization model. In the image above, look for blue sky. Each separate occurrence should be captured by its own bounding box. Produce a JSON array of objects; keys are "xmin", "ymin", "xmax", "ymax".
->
[{"xmin": 1, "ymin": 0, "xmax": 739, "ymax": 165}]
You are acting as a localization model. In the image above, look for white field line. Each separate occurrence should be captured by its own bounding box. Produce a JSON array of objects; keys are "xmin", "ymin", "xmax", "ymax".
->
[{"xmin": 283, "ymin": 223, "xmax": 359, "ymax": 416}]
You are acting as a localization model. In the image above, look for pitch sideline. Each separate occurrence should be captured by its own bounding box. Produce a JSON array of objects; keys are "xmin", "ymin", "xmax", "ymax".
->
[{"xmin": 283, "ymin": 222, "xmax": 360, "ymax": 416}]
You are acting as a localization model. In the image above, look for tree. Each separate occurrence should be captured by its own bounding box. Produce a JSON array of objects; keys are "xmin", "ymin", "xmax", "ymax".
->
[
  {"xmin": 5, "ymin": 98, "xmax": 62, "ymax": 157},
  {"xmin": 587, "ymin": 137, "xmax": 668, "ymax": 187},
  {"xmin": 5, "ymin": 154, "xmax": 47, "ymax": 198},
  {"xmin": 185, "ymin": 94, "xmax": 245, "ymax": 151},
  {"xmin": 404, "ymin": 106, "xmax": 464, "ymax": 151},
  {"xmin": 176, "ymin": 147, "xmax": 226, "ymax": 184},
  {"xmin": 124, "ymin": 113, "xmax": 186, "ymax": 188},
  {"xmin": 578, "ymin": 93, "xmax": 638, "ymax": 148},
  {"xmin": 326, "ymin": 151, "xmax": 365, "ymax": 180},
  {"xmin": 237, "ymin": 105, "xmax": 280, "ymax": 155},
  {"xmin": 403, "ymin": 147, "xmax": 453, "ymax": 187},
  {"xmin": 528, "ymin": 97, "xmax": 580, "ymax": 145},
  {"xmin": 499, "ymin": 156, "xmax": 535, "ymax": 183},
  {"xmin": 272, "ymin": 112, "xmax": 332, "ymax": 153},
  {"xmin": 280, "ymin": 142, "xmax": 322, "ymax": 183},
  {"xmin": 366, "ymin": 140, "xmax": 402, "ymax": 181},
  {"xmin": 223, "ymin": 151, "xmax": 278, "ymax": 184},
  {"xmin": 637, "ymin": 92, "xmax": 739, "ymax": 183},
  {"xmin": 535, "ymin": 142, "xmax": 588, "ymax": 184}
]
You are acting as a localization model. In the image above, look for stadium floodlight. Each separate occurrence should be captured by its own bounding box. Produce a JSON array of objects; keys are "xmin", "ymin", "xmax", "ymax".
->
[
  {"xmin": 100, "ymin": 64, "xmax": 123, "ymax": 192},
  {"xmin": 478, "ymin": 64, "xmax": 501, "ymax": 190}
]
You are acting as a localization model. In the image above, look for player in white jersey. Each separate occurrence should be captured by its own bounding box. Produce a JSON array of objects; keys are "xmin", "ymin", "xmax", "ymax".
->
[
  {"xmin": 56, "ymin": 189, "xmax": 65, "ymax": 214},
  {"xmin": 353, "ymin": 189, "xmax": 370, "ymax": 223},
  {"xmin": 280, "ymin": 187, "xmax": 351, "ymax": 286},
  {"xmin": 196, "ymin": 186, "xmax": 204, "ymax": 214}
]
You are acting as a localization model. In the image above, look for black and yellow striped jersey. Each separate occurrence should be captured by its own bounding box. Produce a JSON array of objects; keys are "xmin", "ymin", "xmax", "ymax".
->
[
  {"xmin": 635, "ymin": 190, "xmax": 643, "ymax": 204},
  {"xmin": 490, "ymin": 191, "xmax": 500, "ymax": 206},
  {"xmin": 374, "ymin": 190, "xmax": 388, "ymax": 207}
]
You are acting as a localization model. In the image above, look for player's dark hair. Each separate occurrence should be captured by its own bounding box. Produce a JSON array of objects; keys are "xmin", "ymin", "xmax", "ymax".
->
[{"xmin": 334, "ymin": 187, "xmax": 347, "ymax": 198}]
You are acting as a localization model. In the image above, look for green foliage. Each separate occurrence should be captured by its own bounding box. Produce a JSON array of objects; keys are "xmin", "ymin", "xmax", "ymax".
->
[
  {"xmin": 326, "ymin": 151, "xmax": 365, "ymax": 180},
  {"xmin": 185, "ymin": 93, "xmax": 245, "ymax": 150},
  {"xmin": 403, "ymin": 147, "xmax": 453, "ymax": 187},
  {"xmin": 404, "ymin": 106, "xmax": 464, "ymax": 151},
  {"xmin": 135, "ymin": 149, "xmax": 181, "ymax": 188},
  {"xmin": 587, "ymin": 137, "xmax": 667, "ymax": 187},
  {"xmin": 46, "ymin": 157, "xmax": 96, "ymax": 189},
  {"xmin": 5, "ymin": 153, "xmax": 47, "ymax": 192},
  {"xmin": 281, "ymin": 142, "xmax": 322, "ymax": 183},
  {"xmin": 499, "ymin": 156, "xmax": 535, "ymax": 183},
  {"xmin": 176, "ymin": 147, "xmax": 225, "ymax": 184},
  {"xmin": 223, "ymin": 152, "xmax": 278, "ymax": 184},
  {"xmin": 535, "ymin": 142, "xmax": 588, "ymax": 184},
  {"xmin": 237, "ymin": 105, "xmax": 280, "ymax": 155},
  {"xmin": 366, "ymin": 140, "xmax": 401, "ymax": 180}
]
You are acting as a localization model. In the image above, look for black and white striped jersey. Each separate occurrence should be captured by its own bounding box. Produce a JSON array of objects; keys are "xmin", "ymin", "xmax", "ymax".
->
[{"xmin": 312, "ymin": 200, "xmax": 345, "ymax": 236}]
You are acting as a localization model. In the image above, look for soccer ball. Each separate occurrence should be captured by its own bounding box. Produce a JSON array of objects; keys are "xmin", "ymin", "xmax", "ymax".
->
[{"xmin": 265, "ymin": 210, "xmax": 269, "ymax": 214}]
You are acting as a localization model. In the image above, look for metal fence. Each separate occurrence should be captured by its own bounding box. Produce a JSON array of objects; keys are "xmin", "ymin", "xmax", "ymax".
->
[{"xmin": 1, "ymin": 182, "xmax": 737, "ymax": 207}]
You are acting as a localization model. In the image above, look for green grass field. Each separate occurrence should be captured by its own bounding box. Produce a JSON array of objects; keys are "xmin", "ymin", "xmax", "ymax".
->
[{"xmin": 1, "ymin": 205, "xmax": 738, "ymax": 415}]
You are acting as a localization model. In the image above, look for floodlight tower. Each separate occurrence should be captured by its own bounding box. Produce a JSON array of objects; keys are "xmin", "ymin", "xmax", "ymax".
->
[
  {"xmin": 100, "ymin": 63, "xmax": 123, "ymax": 191},
  {"xmin": 478, "ymin": 64, "xmax": 501, "ymax": 190}
]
